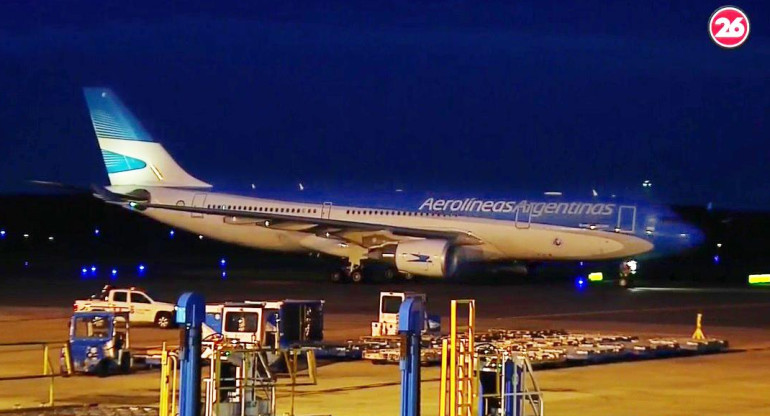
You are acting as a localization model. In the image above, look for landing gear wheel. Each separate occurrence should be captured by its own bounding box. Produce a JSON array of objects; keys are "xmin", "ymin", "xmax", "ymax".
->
[
  {"xmin": 349, "ymin": 268, "xmax": 365, "ymax": 284},
  {"xmin": 401, "ymin": 272, "xmax": 415, "ymax": 282},
  {"xmin": 619, "ymin": 277, "xmax": 634, "ymax": 288},
  {"xmin": 383, "ymin": 268, "xmax": 397, "ymax": 281},
  {"xmin": 330, "ymin": 270, "xmax": 345, "ymax": 283}
]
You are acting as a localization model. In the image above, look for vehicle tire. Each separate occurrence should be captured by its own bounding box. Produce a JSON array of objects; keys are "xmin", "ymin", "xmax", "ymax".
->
[
  {"xmin": 96, "ymin": 359, "xmax": 111, "ymax": 378},
  {"xmin": 155, "ymin": 312, "xmax": 173, "ymax": 329},
  {"xmin": 349, "ymin": 268, "xmax": 365, "ymax": 284},
  {"xmin": 119, "ymin": 351, "xmax": 132, "ymax": 374}
]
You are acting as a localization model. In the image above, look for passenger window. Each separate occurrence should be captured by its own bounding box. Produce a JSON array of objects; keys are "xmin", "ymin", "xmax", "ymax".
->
[
  {"xmin": 112, "ymin": 292, "xmax": 127, "ymax": 302},
  {"xmin": 131, "ymin": 293, "xmax": 151, "ymax": 304}
]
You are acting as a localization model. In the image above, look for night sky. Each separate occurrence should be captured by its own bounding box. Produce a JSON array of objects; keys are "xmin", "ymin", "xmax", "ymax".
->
[{"xmin": 1, "ymin": 2, "xmax": 768, "ymax": 209}]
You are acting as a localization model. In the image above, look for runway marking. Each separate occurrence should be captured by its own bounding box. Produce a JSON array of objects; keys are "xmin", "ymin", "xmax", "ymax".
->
[{"xmin": 499, "ymin": 302, "xmax": 770, "ymax": 320}]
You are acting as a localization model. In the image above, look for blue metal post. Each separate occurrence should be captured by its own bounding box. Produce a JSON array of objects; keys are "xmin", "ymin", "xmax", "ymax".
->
[
  {"xmin": 503, "ymin": 359, "xmax": 523, "ymax": 416},
  {"xmin": 514, "ymin": 361, "xmax": 523, "ymax": 416},
  {"xmin": 478, "ymin": 374, "xmax": 486, "ymax": 416},
  {"xmin": 176, "ymin": 292, "xmax": 205, "ymax": 416},
  {"xmin": 399, "ymin": 297, "xmax": 424, "ymax": 416},
  {"xmin": 503, "ymin": 359, "xmax": 514, "ymax": 416}
]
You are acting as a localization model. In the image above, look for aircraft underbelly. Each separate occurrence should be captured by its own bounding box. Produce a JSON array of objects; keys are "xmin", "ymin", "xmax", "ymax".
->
[
  {"xmin": 143, "ymin": 209, "xmax": 307, "ymax": 252},
  {"xmin": 471, "ymin": 223, "xmax": 652, "ymax": 260}
]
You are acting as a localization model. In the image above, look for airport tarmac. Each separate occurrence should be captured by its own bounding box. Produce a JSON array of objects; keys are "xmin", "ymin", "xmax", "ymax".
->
[{"xmin": 0, "ymin": 276, "xmax": 768, "ymax": 415}]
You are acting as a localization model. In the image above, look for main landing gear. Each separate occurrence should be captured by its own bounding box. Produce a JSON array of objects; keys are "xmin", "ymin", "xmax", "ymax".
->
[
  {"xmin": 329, "ymin": 261, "xmax": 365, "ymax": 284},
  {"xmin": 328, "ymin": 261, "xmax": 415, "ymax": 284}
]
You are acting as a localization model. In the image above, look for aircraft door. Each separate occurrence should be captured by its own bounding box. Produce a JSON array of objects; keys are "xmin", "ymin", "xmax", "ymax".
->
[
  {"xmin": 515, "ymin": 206, "xmax": 531, "ymax": 229},
  {"xmin": 191, "ymin": 193, "xmax": 207, "ymax": 218},
  {"xmin": 320, "ymin": 202, "xmax": 332, "ymax": 219},
  {"xmin": 617, "ymin": 205, "xmax": 636, "ymax": 232}
]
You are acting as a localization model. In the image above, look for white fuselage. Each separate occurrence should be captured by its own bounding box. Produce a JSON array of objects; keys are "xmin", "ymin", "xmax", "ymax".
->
[{"xmin": 114, "ymin": 186, "xmax": 653, "ymax": 262}]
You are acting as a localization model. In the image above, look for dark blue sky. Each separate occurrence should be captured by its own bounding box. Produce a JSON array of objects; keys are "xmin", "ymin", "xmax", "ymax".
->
[{"xmin": 1, "ymin": 2, "xmax": 768, "ymax": 208}]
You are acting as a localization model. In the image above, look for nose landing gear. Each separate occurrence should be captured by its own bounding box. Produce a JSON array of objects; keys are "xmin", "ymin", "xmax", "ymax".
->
[{"xmin": 619, "ymin": 259, "xmax": 638, "ymax": 288}]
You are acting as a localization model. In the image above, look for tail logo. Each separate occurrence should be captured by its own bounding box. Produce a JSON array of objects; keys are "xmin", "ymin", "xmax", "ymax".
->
[
  {"xmin": 101, "ymin": 150, "xmax": 147, "ymax": 174},
  {"xmin": 407, "ymin": 253, "xmax": 432, "ymax": 263}
]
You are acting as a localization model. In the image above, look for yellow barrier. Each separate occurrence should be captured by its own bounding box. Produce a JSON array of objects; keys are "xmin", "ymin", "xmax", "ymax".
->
[
  {"xmin": 0, "ymin": 342, "xmax": 57, "ymax": 409},
  {"xmin": 306, "ymin": 349, "xmax": 317, "ymax": 385},
  {"xmin": 159, "ymin": 343, "xmax": 179, "ymax": 416},
  {"xmin": 439, "ymin": 300, "xmax": 476, "ymax": 416},
  {"xmin": 62, "ymin": 342, "xmax": 72, "ymax": 376}
]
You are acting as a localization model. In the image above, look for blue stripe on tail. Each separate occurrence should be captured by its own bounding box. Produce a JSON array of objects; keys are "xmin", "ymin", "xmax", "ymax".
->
[
  {"xmin": 101, "ymin": 150, "xmax": 147, "ymax": 173},
  {"xmin": 83, "ymin": 88, "xmax": 154, "ymax": 142}
]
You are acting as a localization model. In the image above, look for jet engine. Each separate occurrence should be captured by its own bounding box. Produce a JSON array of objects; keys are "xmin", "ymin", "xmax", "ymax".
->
[
  {"xmin": 394, "ymin": 239, "xmax": 451, "ymax": 277},
  {"xmin": 368, "ymin": 239, "xmax": 461, "ymax": 278}
]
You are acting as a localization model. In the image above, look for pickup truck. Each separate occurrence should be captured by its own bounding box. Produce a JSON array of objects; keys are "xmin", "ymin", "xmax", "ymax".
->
[{"xmin": 74, "ymin": 286, "xmax": 176, "ymax": 328}]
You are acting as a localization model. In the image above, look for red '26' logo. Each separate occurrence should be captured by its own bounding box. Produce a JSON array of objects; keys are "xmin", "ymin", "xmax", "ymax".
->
[{"xmin": 709, "ymin": 6, "xmax": 750, "ymax": 49}]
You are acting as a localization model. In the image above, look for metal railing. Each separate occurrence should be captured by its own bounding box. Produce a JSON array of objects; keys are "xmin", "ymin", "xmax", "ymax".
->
[
  {"xmin": 0, "ymin": 342, "xmax": 58, "ymax": 409},
  {"xmin": 159, "ymin": 343, "xmax": 179, "ymax": 416},
  {"xmin": 439, "ymin": 299, "xmax": 477, "ymax": 416},
  {"xmin": 477, "ymin": 353, "xmax": 544, "ymax": 416}
]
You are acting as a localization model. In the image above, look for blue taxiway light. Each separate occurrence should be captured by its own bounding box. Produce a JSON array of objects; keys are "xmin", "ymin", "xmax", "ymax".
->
[
  {"xmin": 0, "ymin": 230, "xmax": 5, "ymax": 237},
  {"xmin": 575, "ymin": 276, "xmax": 586, "ymax": 289},
  {"xmin": 23, "ymin": 261, "xmax": 29, "ymax": 267},
  {"xmin": 90, "ymin": 266, "xmax": 97, "ymax": 273},
  {"xmin": 713, "ymin": 255, "xmax": 720, "ymax": 264},
  {"xmin": 111, "ymin": 268, "xmax": 118, "ymax": 276},
  {"xmin": 221, "ymin": 270, "xmax": 227, "ymax": 279},
  {"xmin": 94, "ymin": 228, "xmax": 100, "ymax": 236},
  {"xmin": 169, "ymin": 230, "xmax": 175, "ymax": 238},
  {"xmin": 81, "ymin": 267, "xmax": 88, "ymax": 274},
  {"xmin": 220, "ymin": 258, "xmax": 226, "ymax": 267},
  {"xmin": 138, "ymin": 264, "xmax": 146, "ymax": 271}
]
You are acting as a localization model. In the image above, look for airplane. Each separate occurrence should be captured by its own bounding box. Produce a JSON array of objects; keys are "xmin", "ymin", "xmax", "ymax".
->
[{"xmin": 82, "ymin": 87, "xmax": 703, "ymax": 284}]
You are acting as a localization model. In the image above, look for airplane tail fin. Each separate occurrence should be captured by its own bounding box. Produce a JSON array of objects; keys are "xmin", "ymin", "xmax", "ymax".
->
[{"xmin": 83, "ymin": 87, "xmax": 211, "ymax": 188}]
